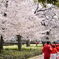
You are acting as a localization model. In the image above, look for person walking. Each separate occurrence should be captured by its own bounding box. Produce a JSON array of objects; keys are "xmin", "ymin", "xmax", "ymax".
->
[
  {"xmin": 42, "ymin": 41, "xmax": 52, "ymax": 59},
  {"xmin": 41, "ymin": 43, "xmax": 47, "ymax": 59},
  {"xmin": 56, "ymin": 44, "xmax": 59, "ymax": 52},
  {"xmin": 35, "ymin": 41, "xmax": 38, "ymax": 46},
  {"xmin": 56, "ymin": 44, "xmax": 59, "ymax": 59},
  {"xmin": 50, "ymin": 44, "xmax": 57, "ymax": 59}
]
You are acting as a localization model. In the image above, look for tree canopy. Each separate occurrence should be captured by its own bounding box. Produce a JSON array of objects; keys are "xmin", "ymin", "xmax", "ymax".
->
[{"xmin": 38, "ymin": 0, "xmax": 59, "ymax": 7}]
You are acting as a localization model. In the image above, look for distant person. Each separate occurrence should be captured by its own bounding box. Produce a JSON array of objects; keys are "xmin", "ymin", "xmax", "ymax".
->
[
  {"xmin": 42, "ymin": 41, "xmax": 52, "ymax": 59},
  {"xmin": 36, "ymin": 41, "xmax": 38, "ymax": 46},
  {"xmin": 50, "ymin": 44, "xmax": 57, "ymax": 59}
]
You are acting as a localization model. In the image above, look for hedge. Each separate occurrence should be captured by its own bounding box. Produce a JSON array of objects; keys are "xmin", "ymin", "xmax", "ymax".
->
[{"xmin": 0, "ymin": 49, "xmax": 42, "ymax": 59}]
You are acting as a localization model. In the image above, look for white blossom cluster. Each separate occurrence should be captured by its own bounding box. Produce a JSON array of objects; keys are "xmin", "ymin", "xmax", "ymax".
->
[
  {"xmin": 35, "ymin": 4, "xmax": 59, "ymax": 41},
  {"xmin": 0, "ymin": 0, "xmax": 43, "ymax": 41}
]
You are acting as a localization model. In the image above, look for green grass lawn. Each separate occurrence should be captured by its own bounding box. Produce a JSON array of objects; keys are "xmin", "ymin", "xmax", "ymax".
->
[
  {"xmin": 3, "ymin": 44, "xmax": 43, "ymax": 50},
  {"xmin": 0, "ymin": 44, "xmax": 43, "ymax": 59}
]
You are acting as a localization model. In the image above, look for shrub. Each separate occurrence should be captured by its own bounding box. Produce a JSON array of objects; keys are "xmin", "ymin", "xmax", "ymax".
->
[{"xmin": 0, "ymin": 49, "xmax": 42, "ymax": 59}]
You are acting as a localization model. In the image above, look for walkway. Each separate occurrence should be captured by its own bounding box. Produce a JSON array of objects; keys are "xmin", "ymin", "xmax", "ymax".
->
[{"xmin": 28, "ymin": 55, "xmax": 42, "ymax": 59}]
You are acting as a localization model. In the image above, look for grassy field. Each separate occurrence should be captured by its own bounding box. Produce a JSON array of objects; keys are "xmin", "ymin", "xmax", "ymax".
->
[
  {"xmin": 3, "ymin": 44, "xmax": 42, "ymax": 50},
  {"xmin": 0, "ymin": 44, "xmax": 43, "ymax": 59}
]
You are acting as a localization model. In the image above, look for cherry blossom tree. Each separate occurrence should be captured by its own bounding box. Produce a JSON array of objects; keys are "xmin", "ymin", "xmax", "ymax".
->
[
  {"xmin": 0, "ymin": 0, "xmax": 59, "ymax": 52},
  {"xmin": 0, "ymin": 0, "xmax": 41, "ymax": 52}
]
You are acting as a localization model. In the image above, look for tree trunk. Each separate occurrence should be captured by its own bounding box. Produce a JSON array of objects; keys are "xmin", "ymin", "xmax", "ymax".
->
[
  {"xmin": 42, "ymin": 41, "xmax": 45, "ymax": 47},
  {"xmin": 26, "ymin": 40, "xmax": 30, "ymax": 47},
  {"xmin": 0, "ymin": 35, "xmax": 3, "ymax": 53},
  {"xmin": 17, "ymin": 35, "xmax": 22, "ymax": 51},
  {"xmin": 42, "ymin": 41, "xmax": 46, "ymax": 47}
]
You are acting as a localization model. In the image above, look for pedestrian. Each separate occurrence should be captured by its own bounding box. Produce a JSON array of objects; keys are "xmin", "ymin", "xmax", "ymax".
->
[
  {"xmin": 56, "ymin": 44, "xmax": 59, "ymax": 52},
  {"xmin": 50, "ymin": 44, "xmax": 57, "ymax": 59},
  {"xmin": 36, "ymin": 41, "xmax": 38, "ymax": 46},
  {"xmin": 56, "ymin": 44, "xmax": 59, "ymax": 59},
  {"xmin": 41, "ymin": 43, "xmax": 47, "ymax": 59},
  {"xmin": 42, "ymin": 41, "xmax": 52, "ymax": 59}
]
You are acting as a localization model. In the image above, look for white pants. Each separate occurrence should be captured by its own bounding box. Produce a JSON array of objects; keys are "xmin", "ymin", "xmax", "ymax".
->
[
  {"xmin": 50, "ymin": 54, "xmax": 56, "ymax": 59},
  {"xmin": 41, "ymin": 53, "xmax": 44, "ymax": 59},
  {"xmin": 56, "ymin": 52, "xmax": 59, "ymax": 58}
]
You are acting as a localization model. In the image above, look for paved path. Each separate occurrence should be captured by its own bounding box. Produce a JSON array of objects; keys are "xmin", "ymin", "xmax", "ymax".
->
[{"xmin": 28, "ymin": 55, "xmax": 42, "ymax": 59}]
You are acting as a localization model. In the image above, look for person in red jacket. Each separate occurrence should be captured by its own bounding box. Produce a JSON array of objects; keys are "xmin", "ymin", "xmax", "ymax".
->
[
  {"xmin": 41, "ymin": 43, "xmax": 47, "ymax": 59},
  {"xmin": 56, "ymin": 44, "xmax": 59, "ymax": 59},
  {"xmin": 56, "ymin": 44, "xmax": 59, "ymax": 52},
  {"xmin": 42, "ymin": 41, "xmax": 52, "ymax": 59},
  {"xmin": 50, "ymin": 44, "xmax": 57, "ymax": 59},
  {"xmin": 35, "ymin": 41, "xmax": 38, "ymax": 46}
]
